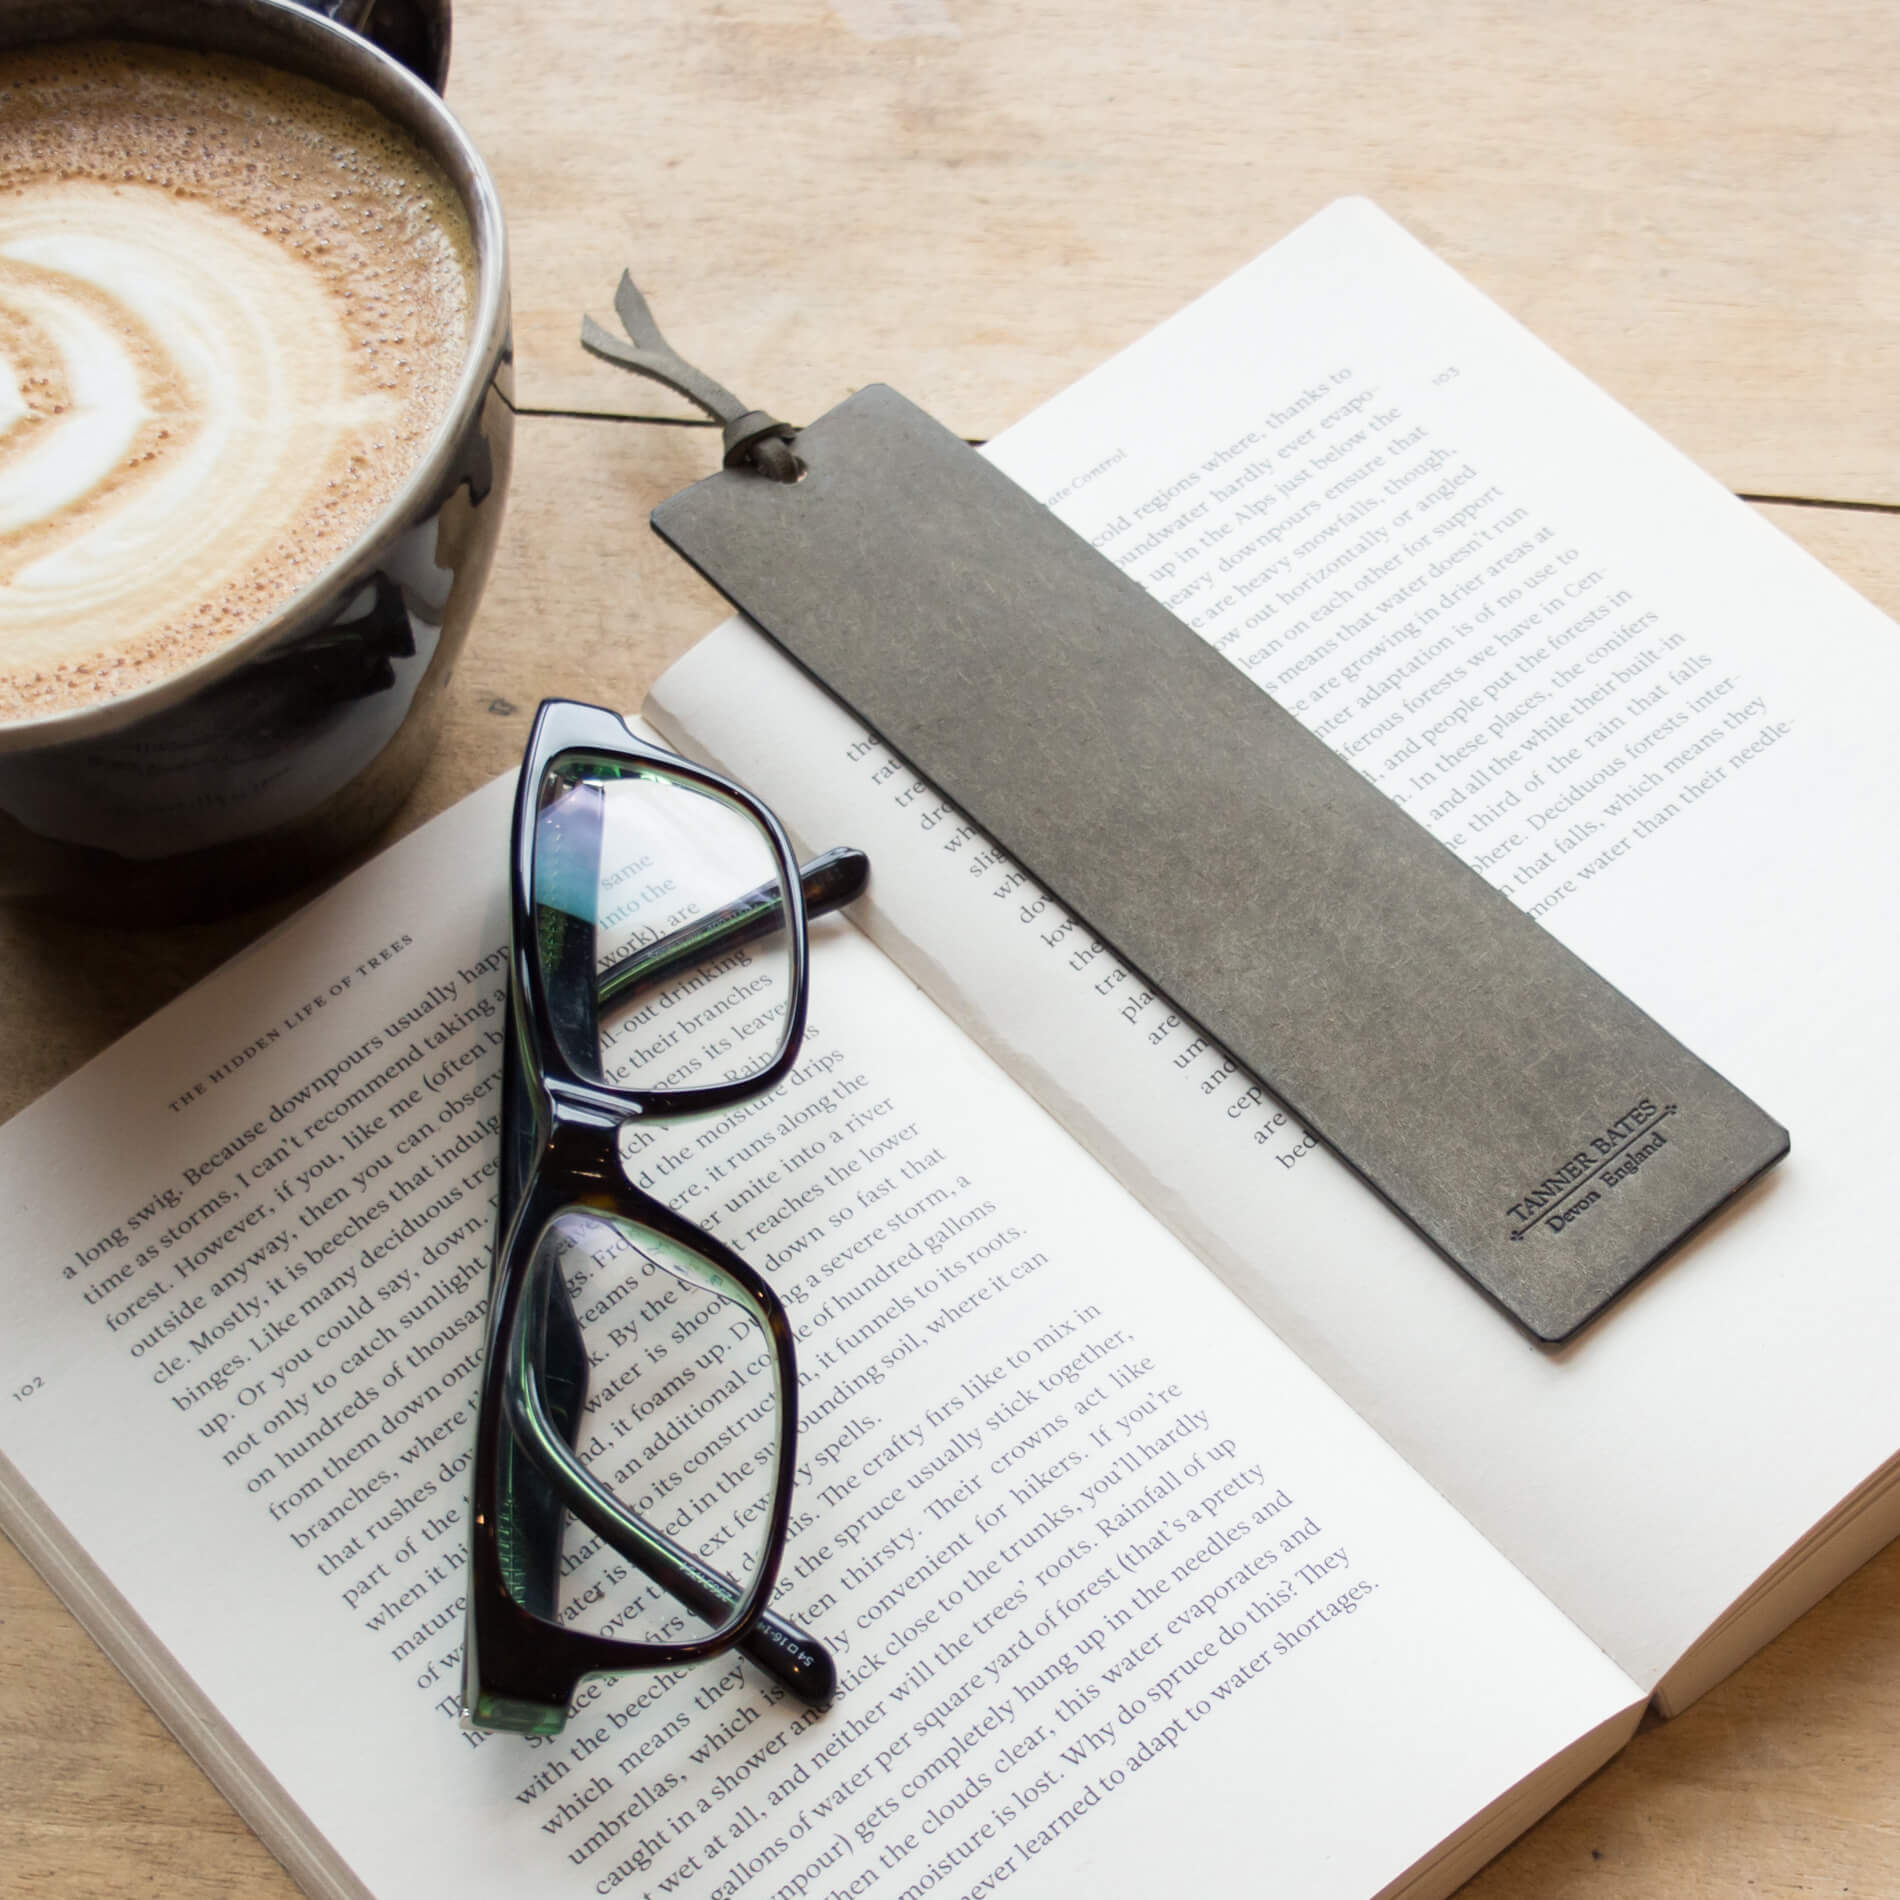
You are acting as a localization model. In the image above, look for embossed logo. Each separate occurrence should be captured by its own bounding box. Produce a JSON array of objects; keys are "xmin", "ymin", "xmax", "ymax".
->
[{"xmin": 1507, "ymin": 1098, "xmax": 1679, "ymax": 1240}]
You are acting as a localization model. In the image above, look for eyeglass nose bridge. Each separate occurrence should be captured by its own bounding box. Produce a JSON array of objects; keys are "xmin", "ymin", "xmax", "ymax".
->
[{"xmin": 532, "ymin": 1088, "xmax": 641, "ymax": 1190}]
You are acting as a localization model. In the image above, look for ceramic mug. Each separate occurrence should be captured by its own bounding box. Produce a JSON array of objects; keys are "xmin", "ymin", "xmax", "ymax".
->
[{"xmin": 0, "ymin": 0, "xmax": 510, "ymax": 917}]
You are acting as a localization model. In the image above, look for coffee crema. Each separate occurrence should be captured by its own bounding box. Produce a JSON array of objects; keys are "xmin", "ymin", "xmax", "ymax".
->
[{"xmin": 0, "ymin": 43, "xmax": 475, "ymax": 721}]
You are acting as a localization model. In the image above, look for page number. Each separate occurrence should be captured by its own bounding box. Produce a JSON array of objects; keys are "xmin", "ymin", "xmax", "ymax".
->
[
  {"xmin": 11, "ymin": 1376, "xmax": 43, "ymax": 1403},
  {"xmin": 1432, "ymin": 365, "xmax": 1462, "ymax": 385}
]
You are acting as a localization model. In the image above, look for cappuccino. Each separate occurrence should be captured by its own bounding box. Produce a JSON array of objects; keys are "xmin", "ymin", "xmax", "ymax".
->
[{"xmin": 0, "ymin": 43, "xmax": 475, "ymax": 721}]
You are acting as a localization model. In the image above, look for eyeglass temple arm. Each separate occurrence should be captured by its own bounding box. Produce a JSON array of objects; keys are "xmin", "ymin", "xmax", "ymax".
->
[
  {"xmin": 507, "ymin": 1349, "xmax": 836, "ymax": 1707},
  {"xmin": 597, "ymin": 845, "xmax": 869, "ymax": 1009}
]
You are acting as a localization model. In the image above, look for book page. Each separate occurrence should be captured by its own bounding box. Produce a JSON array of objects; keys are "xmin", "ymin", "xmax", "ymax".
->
[
  {"xmin": 648, "ymin": 198, "xmax": 1900, "ymax": 1701},
  {"xmin": 0, "ymin": 765, "xmax": 1636, "ymax": 1900}
]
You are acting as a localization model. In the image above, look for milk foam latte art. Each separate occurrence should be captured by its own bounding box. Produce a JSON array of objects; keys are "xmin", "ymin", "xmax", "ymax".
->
[{"xmin": 0, "ymin": 43, "xmax": 474, "ymax": 721}]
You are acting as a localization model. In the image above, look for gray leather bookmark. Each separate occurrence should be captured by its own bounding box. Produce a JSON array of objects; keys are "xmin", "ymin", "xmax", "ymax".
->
[{"xmin": 652, "ymin": 383, "xmax": 1788, "ymax": 1342}]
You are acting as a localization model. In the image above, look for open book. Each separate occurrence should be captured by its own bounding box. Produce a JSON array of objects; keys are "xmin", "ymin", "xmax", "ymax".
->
[{"xmin": 1, "ymin": 199, "xmax": 1893, "ymax": 1900}]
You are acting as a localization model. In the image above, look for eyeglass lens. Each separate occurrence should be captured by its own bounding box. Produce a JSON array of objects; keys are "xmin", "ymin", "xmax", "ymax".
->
[
  {"xmin": 533, "ymin": 760, "xmax": 797, "ymax": 1094},
  {"xmin": 513, "ymin": 1208, "xmax": 784, "ymax": 1649}
]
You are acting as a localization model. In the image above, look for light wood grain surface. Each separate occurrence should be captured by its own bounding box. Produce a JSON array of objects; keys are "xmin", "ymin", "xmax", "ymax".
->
[{"xmin": 5, "ymin": 1, "xmax": 1900, "ymax": 1895}]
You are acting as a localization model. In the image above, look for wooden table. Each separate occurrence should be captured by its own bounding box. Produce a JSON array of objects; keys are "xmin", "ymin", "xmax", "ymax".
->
[{"xmin": 6, "ymin": 1, "xmax": 1900, "ymax": 1891}]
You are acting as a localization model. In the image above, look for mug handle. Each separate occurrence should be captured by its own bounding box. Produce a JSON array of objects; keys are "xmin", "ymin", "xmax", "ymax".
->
[{"xmin": 303, "ymin": 0, "xmax": 452, "ymax": 92}]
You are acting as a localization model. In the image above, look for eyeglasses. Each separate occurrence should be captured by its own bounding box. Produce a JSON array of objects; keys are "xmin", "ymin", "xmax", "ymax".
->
[{"xmin": 461, "ymin": 699, "xmax": 867, "ymax": 1735}]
